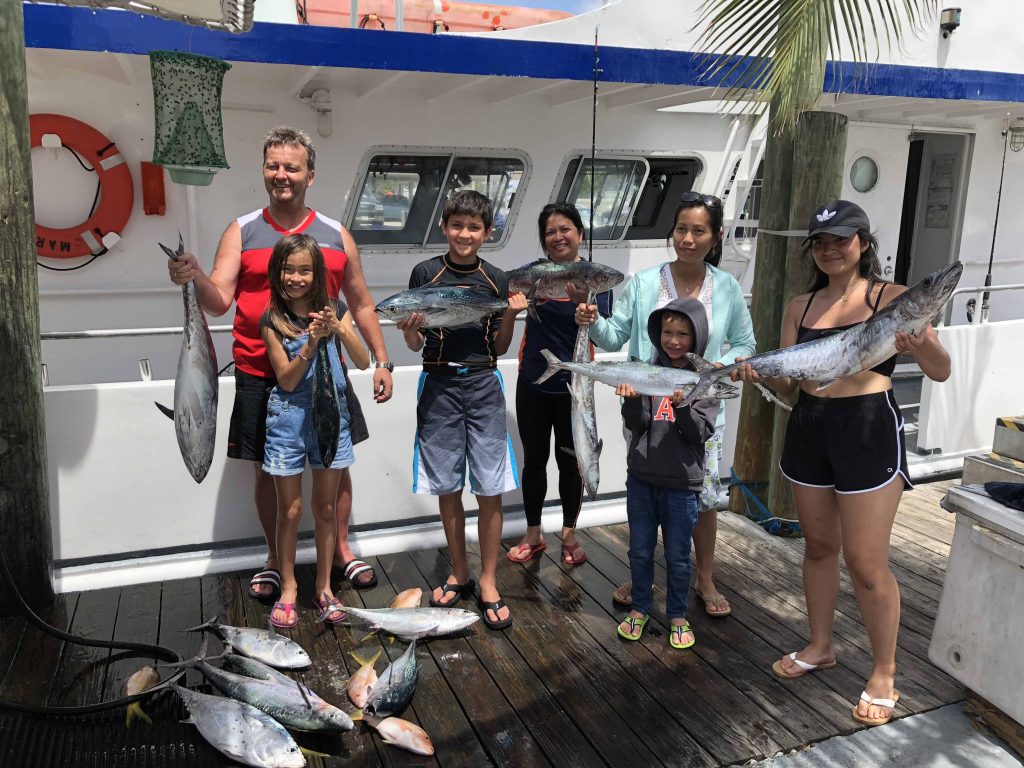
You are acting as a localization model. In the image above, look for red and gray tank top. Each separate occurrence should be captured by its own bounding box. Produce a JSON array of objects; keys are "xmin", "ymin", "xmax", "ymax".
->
[{"xmin": 234, "ymin": 208, "xmax": 348, "ymax": 378}]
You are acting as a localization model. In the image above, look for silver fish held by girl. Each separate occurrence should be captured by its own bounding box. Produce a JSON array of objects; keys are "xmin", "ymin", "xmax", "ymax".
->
[
  {"xmin": 507, "ymin": 259, "xmax": 624, "ymax": 320},
  {"xmin": 566, "ymin": 318, "xmax": 602, "ymax": 501},
  {"xmin": 312, "ymin": 338, "xmax": 341, "ymax": 467},
  {"xmin": 352, "ymin": 712, "xmax": 435, "ymax": 756},
  {"xmin": 185, "ymin": 617, "xmax": 311, "ymax": 668},
  {"xmin": 179, "ymin": 651, "xmax": 353, "ymax": 733},
  {"xmin": 364, "ymin": 639, "xmax": 419, "ymax": 717},
  {"xmin": 173, "ymin": 684, "xmax": 306, "ymax": 768},
  {"xmin": 158, "ymin": 234, "xmax": 218, "ymax": 483},
  {"xmin": 536, "ymin": 349, "xmax": 740, "ymax": 400},
  {"xmin": 342, "ymin": 605, "xmax": 480, "ymax": 640},
  {"xmin": 682, "ymin": 261, "xmax": 965, "ymax": 405},
  {"xmin": 374, "ymin": 285, "xmax": 509, "ymax": 328}
]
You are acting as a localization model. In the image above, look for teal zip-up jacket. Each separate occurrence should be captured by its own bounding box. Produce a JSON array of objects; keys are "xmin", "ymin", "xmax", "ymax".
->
[{"xmin": 589, "ymin": 262, "xmax": 755, "ymax": 428}]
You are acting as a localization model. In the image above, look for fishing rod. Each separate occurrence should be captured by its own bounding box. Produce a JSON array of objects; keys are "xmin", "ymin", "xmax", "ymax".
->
[{"xmin": 588, "ymin": 25, "xmax": 600, "ymax": 262}]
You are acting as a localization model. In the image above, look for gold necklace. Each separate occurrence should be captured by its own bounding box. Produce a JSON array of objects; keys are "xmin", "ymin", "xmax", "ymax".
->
[
  {"xmin": 840, "ymin": 279, "xmax": 863, "ymax": 303},
  {"xmin": 673, "ymin": 264, "xmax": 705, "ymax": 296}
]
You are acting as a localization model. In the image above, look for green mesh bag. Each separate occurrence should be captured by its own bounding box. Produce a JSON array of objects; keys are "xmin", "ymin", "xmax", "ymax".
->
[{"xmin": 150, "ymin": 51, "xmax": 232, "ymax": 186}]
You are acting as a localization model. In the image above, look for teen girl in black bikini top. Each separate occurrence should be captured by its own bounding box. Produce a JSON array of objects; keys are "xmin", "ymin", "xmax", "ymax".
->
[{"xmin": 795, "ymin": 283, "xmax": 897, "ymax": 378}]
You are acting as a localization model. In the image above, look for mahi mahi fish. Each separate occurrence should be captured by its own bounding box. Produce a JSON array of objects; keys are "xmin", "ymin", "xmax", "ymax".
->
[
  {"xmin": 364, "ymin": 639, "xmax": 419, "ymax": 717},
  {"xmin": 312, "ymin": 338, "xmax": 341, "ymax": 468},
  {"xmin": 375, "ymin": 285, "xmax": 508, "ymax": 328},
  {"xmin": 158, "ymin": 234, "xmax": 218, "ymax": 483},
  {"xmin": 506, "ymin": 259, "xmax": 624, "ymax": 320},
  {"xmin": 352, "ymin": 712, "xmax": 435, "ymax": 756},
  {"xmin": 186, "ymin": 617, "xmax": 311, "ymax": 669},
  {"xmin": 343, "ymin": 606, "xmax": 479, "ymax": 640},
  {"xmin": 178, "ymin": 646, "xmax": 353, "ymax": 733},
  {"xmin": 681, "ymin": 261, "xmax": 965, "ymax": 405},
  {"xmin": 566, "ymin": 295, "xmax": 602, "ymax": 500},
  {"xmin": 536, "ymin": 349, "xmax": 740, "ymax": 400},
  {"xmin": 173, "ymin": 684, "xmax": 305, "ymax": 768}
]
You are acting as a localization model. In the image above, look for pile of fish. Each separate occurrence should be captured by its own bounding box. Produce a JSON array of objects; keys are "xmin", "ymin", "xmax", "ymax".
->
[
  {"xmin": 157, "ymin": 235, "xmax": 219, "ymax": 484},
  {"xmin": 374, "ymin": 285, "xmax": 509, "ymax": 327}
]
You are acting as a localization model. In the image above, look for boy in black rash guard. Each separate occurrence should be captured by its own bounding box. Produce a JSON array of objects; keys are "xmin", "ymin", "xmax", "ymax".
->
[{"xmin": 397, "ymin": 190, "xmax": 527, "ymax": 630}]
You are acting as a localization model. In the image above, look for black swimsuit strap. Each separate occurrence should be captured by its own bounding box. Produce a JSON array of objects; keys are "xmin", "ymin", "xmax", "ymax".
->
[
  {"xmin": 798, "ymin": 290, "xmax": 818, "ymax": 327},
  {"xmin": 871, "ymin": 282, "xmax": 886, "ymax": 314}
]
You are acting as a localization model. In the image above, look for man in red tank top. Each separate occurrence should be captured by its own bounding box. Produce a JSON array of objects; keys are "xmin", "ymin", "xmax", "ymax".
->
[{"xmin": 167, "ymin": 127, "xmax": 393, "ymax": 599}]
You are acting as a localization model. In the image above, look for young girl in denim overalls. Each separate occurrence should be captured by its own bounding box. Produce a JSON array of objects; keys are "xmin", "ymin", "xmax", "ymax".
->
[{"xmin": 261, "ymin": 233, "xmax": 355, "ymax": 628}]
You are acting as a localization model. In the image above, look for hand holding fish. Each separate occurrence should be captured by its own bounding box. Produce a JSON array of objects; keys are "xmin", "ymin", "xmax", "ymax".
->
[
  {"xmin": 506, "ymin": 292, "xmax": 529, "ymax": 316},
  {"xmin": 668, "ymin": 389, "xmax": 687, "ymax": 407},
  {"xmin": 575, "ymin": 303, "xmax": 599, "ymax": 327},
  {"xmin": 615, "ymin": 383, "xmax": 639, "ymax": 398},
  {"xmin": 895, "ymin": 325, "xmax": 951, "ymax": 381},
  {"xmin": 167, "ymin": 251, "xmax": 200, "ymax": 286}
]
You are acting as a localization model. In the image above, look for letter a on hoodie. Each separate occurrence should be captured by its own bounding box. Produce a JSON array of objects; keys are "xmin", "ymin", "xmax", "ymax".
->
[{"xmin": 653, "ymin": 397, "xmax": 676, "ymax": 422}]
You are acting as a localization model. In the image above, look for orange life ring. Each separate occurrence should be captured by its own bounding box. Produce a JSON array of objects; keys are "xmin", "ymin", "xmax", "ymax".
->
[{"xmin": 30, "ymin": 113, "xmax": 134, "ymax": 259}]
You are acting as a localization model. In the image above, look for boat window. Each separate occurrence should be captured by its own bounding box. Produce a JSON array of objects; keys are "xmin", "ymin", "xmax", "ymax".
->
[
  {"xmin": 850, "ymin": 155, "xmax": 879, "ymax": 194},
  {"xmin": 347, "ymin": 150, "xmax": 529, "ymax": 248},
  {"xmin": 554, "ymin": 154, "xmax": 703, "ymax": 241}
]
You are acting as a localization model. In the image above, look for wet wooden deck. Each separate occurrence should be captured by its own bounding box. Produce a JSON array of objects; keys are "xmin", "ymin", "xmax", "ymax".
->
[{"xmin": 0, "ymin": 480, "xmax": 963, "ymax": 767}]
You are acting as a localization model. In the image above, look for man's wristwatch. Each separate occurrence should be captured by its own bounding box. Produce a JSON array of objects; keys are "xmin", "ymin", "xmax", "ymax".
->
[{"xmin": 374, "ymin": 360, "xmax": 394, "ymax": 372}]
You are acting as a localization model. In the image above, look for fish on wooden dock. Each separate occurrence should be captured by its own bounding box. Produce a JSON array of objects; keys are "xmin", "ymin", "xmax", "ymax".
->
[
  {"xmin": 185, "ymin": 617, "xmax": 311, "ymax": 669},
  {"xmin": 364, "ymin": 639, "xmax": 418, "ymax": 717},
  {"xmin": 157, "ymin": 233, "xmax": 218, "ymax": 483},
  {"xmin": 342, "ymin": 605, "xmax": 479, "ymax": 640},
  {"xmin": 124, "ymin": 665, "xmax": 160, "ymax": 727},
  {"xmin": 352, "ymin": 711, "xmax": 434, "ymax": 756},
  {"xmin": 374, "ymin": 285, "xmax": 508, "ymax": 328},
  {"xmin": 347, "ymin": 649, "xmax": 381, "ymax": 708},
  {"xmin": 173, "ymin": 684, "xmax": 306, "ymax": 768}
]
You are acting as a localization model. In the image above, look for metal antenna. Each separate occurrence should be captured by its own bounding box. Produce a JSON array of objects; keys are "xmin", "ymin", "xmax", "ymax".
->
[{"xmin": 588, "ymin": 26, "xmax": 600, "ymax": 262}]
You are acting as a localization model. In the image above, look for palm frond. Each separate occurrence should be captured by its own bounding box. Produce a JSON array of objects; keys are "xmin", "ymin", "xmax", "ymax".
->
[{"xmin": 694, "ymin": 0, "xmax": 937, "ymax": 133}]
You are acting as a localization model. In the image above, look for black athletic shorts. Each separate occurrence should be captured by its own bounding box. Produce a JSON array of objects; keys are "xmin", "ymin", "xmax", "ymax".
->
[
  {"xmin": 227, "ymin": 366, "xmax": 369, "ymax": 463},
  {"xmin": 779, "ymin": 389, "xmax": 912, "ymax": 494}
]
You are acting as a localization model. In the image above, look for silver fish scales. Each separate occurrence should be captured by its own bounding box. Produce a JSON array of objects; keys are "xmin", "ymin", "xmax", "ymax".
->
[
  {"xmin": 374, "ymin": 285, "xmax": 508, "ymax": 328},
  {"xmin": 566, "ymin": 296, "xmax": 602, "ymax": 500}
]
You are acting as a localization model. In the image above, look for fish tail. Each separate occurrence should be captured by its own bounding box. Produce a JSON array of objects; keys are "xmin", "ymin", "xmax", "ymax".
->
[
  {"xmin": 527, "ymin": 300, "xmax": 541, "ymax": 322},
  {"xmin": 684, "ymin": 352, "xmax": 716, "ymax": 374},
  {"xmin": 125, "ymin": 702, "xmax": 152, "ymax": 727},
  {"xmin": 595, "ymin": 438, "xmax": 603, "ymax": 457},
  {"xmin": 183, "ymin": 616, "xmax": 217, "ymax": 634},
  {"xmin": 351, "ymin": 709, "xmax": 364, "ymax": 722},
  {"xmin": 350, "ymin": 649, "xmax": 382, "ymax": 668},
  {"xmin": 535, "ymin": 349, "xmax": 562, "ymax": 385},
  {"xmin": 154, "ymin": 401, "xmax": 175, "ymax": 421}
]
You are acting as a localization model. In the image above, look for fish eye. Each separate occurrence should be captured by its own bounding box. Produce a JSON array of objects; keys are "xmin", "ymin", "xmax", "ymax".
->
[{"xmin": 388, "ymin": 305, "xmax": 397, "ymax": 312}]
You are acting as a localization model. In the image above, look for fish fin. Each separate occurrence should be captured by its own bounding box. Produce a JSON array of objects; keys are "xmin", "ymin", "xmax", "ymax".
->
[
  {"xmin": 158, "ymin": 241, "xmax": 179, "ymax": 261},
  {"xmin": 527, "ymin": 300, "xmax": 541, "ymax": 322},
  {"xmin": 814, "ymin": 379, "xmax": 838, "ymax": 392},
  {"xmin": 356, "ymin": 630, "xmax": 379, "ymax": 644},
  {"xmin": 299, "ymin": 747, "xmax": 332, "ymax": 759},
  {"xmin": 595, "ymin": 438, "xmax": 603, "ymax": 457},
  {"xmin": 628, "ymin": 356, "xmax": 643, "ymax": 363},
  {"xmin": 176, "ymin": 232, "xmax": 184, "ymax": 258},
  {"xmin": 267, "ymin": 617, "xmax": 278, "ymax": 636},
  {"xmin": 534, "ymin": 349, "xmax": 562, "ymax": 385},
  {"xmin": 389, "ymin": 636, "xmax": 396, "ymax": 646},
  {"xmin": 684, "ymin": 353, "xmax": 716, "ymax": 374},
  {"xmin": 154, "ymin": 402, "xmax": 175, "ymax": 421},
  {"xmin": 351, "ymin": 709, "xmax": 364, "ymax": 722},
  {"xmin": 350, "ymin": 649, "xmax": 382, "ymax": 668},
  {"xmin": 180, "ymin": 716, "xmax": 196, "ymax": 725},
  {"xmin": 183, "ymin": 617, "xmax": 217, "ymax": 633},
  {"xmin": 559, "ymin": 446, "xmax": 577, "ymax": 458},
  {"xmin": 296, "ymin": 679, "xmax": 312, "ymax": 711},
  {"xmin": 125, "ymin": 702, "xmax": 151, "ymax": 727}
]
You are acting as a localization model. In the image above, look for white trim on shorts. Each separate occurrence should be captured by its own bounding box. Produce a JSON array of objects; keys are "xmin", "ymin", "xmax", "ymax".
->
[{"xmin": 778, "ymin": 463, "xmax": 835, "ymax": 489}]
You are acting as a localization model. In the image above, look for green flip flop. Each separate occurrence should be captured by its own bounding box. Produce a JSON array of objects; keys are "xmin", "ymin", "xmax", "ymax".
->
[
  {"xmin": 669, "ymin": 620, "xmax": 696, "ymax": 649},
  {"xmin": 617, "ymin": 614, "xmax": 649, "ymax": 641}
]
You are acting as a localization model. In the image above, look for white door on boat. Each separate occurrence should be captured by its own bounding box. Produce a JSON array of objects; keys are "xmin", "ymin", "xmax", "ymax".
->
[{"xmin": 842, "ymin": 122, "xmax": 912, "ymax": 279}]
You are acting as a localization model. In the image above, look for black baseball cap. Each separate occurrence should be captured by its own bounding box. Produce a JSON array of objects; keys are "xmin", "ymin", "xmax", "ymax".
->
[{"xmin": 802, "ymin": 199, "xmax": 871, "ymax": 245}]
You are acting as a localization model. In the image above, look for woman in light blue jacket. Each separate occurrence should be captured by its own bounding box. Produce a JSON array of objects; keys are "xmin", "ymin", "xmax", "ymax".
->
[{"xmin": 577, "ymin": 191, "xmax": 755, "ymax": 616}]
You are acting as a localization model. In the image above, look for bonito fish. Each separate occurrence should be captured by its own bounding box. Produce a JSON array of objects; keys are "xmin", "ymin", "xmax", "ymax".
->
[
  {"xmin": 507, "ymin": 259, "xmax": 623, "ymax": 320},
  {"xmin": 186, "ymin": 617, "xmax": 311, "ymax": 669},
  {"xmin": 158, "ymin": 234, "xmax": 218, "ymax": 483},
  {"xmin": 375, "ymin": 285, "xmax": 508, "ymax": 328},
  {"xmin": 682, "ymin": 261, "xmax": 964, "ymax": 405},
  {"xmin": 343, "ymin": 606, "xmax": 479, "ymax": 640},
  {"xmin": 312, "ymin": 338, "xmax": 341, "ymax": 468},
  {"xmin": 365, "ymin": 639, "xmax": 419, "ymax": 717},
  {"xmin": 352, "ymin": 712, "xmax": 435, "ymax": 756},
  {"xmin": 536, "ymin": 349, "xmax": 740, "ymax": 400},
  {"xmin": 566, "ymin": 298, "xmax": 601, "ymax": 500},
  {"xmin": 173, "ymin": 684, "xmax": 305, "ymax": 768}
]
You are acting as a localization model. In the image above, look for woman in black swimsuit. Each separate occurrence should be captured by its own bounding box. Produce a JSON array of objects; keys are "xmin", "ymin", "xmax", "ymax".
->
[{"xmin": 731, "ymin": 200, "xmax": 950, "ymax": 727}]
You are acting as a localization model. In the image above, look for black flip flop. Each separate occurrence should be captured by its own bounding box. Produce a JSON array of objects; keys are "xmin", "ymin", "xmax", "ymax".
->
[
  {"xmin": 340, "ymin": 559, "xmax": 378, "ymax": 589},
  {"xmin": 429, "ymin": 579, "xmax": 476, "ymax": 608},
  {"xmin": 478, "ymin": 597, "xmax": 512, "ymax": 630},
  {"xmin": 247, "ymin": 568, "xmax": 281, "ymax": 602}
]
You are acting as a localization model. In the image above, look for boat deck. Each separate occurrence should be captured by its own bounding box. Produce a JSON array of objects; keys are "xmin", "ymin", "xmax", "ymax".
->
[{"xmin": 0, "ymin": 481, "xmax": 963, "ymax": 767}]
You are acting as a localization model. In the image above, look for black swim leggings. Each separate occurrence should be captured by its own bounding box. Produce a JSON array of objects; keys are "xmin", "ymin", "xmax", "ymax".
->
[{"xmin": 516, "ymin": 380, "xmax": 583, "ymax": 529}]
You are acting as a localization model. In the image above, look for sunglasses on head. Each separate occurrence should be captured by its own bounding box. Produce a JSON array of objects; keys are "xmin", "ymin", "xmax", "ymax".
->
[{"xmin": 680, "ymin": 191, "xmax": 722, "ymax": 208}]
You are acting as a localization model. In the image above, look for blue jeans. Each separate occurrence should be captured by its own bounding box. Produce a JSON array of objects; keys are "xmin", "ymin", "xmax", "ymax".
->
[{"xmin": 626, "ymin": 475, "xmax": 698, "ymax": 620}]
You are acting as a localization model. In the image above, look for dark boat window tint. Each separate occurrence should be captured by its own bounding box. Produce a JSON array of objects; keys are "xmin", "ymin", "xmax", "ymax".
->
[{"xmin": 426, "ymin": 156, "xmax": 526, "ymax": 246}]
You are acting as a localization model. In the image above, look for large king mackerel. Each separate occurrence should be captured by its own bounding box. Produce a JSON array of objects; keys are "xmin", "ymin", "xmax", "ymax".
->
[
  {"xmin": 158, "ymin": 235, "xmax": 218, "ymax": 483},
  {"xmin": 683, "ymin": 261, "xmax": 964, "ymax": 404},
  {"xmin": 566, "ymin": 299, "xmax": 602, "ymax": 501},
  {"xmin": 537, "ymin": 349, "xmax": 740, "ymax": 400},
  {"xmin": 375, "ymin": 285, "xmax": 508, "ymax": 328}
]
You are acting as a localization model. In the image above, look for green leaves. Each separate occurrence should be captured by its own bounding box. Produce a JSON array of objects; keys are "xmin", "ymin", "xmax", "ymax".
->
[{"xmin": 695, "ymin": 0, "xmax": 936, "ymax": 133}]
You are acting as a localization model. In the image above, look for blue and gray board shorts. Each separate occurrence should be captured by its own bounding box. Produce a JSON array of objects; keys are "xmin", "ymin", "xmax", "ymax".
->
[
  {"xmin": 413, "ymin": 367, "xmax": 519, "ymax": 497},
  {"xmin": 262, "ymin": 384, "xmax": 355, "ymax": 476}
]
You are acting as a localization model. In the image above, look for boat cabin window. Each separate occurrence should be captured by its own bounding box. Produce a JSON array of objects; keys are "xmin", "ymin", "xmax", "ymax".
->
[
  {"xmin": 347, "ymin": 150, "xmax": 528, "ymax": 249},
  {"xmin": 554, "ymin": 154, "xmax": 703, "ymax": 241}
]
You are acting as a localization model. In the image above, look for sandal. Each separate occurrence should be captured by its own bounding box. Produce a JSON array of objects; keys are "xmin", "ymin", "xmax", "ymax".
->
[
  {"xmin": 772, "ymin": 652, "xmax": 838, "ymax": 679},
  {"xmin": 561, "ymin": 541, "xmax": 588, "ymax": 566},
  {"xmin": 248, "ymin": 568, "xmax": 281, "ymax": 602},
  {"xmin": 669, "ymin": 620, "xmax": 696, "ymax": 650},
  {"xmin": 269, "ymin": 601, "xmax": 298, "ymax": 629},
  {"xmin": 693, "ymin": 587, "xmax": 731, "ymax": 618},
  {"xmin": 612, "ymin": 581, "xmax": 632, "ymax": 608},
  {"xmin": 429, "ymin": 579, "xmax": 476, "ymax": 608},
  {"xmin": 478, "ymin": 597, "xmax": 512, "ymax": 630},
  {"xmin": 339, "ymin": 559, "xmax": 378, "ymax": 589},
  {"xmin": 616, "ymin": 614, "xmax": 649, "ymax": 641},
  {"xmin": 313, "ymin": 594, "xmax": 347, "ymax": 625},
  {"xmin": 506, "ymin": 541, "xmax": 547, "ymax": 563},
  {"xmin": 851, "ymin": 690, "xmax": 900, "ymax": 726}
]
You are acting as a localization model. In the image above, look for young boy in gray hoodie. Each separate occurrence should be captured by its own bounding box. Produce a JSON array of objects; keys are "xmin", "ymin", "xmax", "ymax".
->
[{"xmin": 614, "ymin": 297, "xmax": 719, "ymax": 649}]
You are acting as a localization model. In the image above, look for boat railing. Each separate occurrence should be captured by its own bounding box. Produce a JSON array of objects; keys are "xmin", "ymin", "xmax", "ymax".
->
[{"xmin": 938, "ymin": 283, "xmax": 1024, "ymax": 326}]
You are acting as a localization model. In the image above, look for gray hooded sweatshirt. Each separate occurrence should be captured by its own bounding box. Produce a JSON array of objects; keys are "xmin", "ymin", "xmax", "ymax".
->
[{"xmin": 621, "ymin": 297, "xmax": 719, "ymax": 491}]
